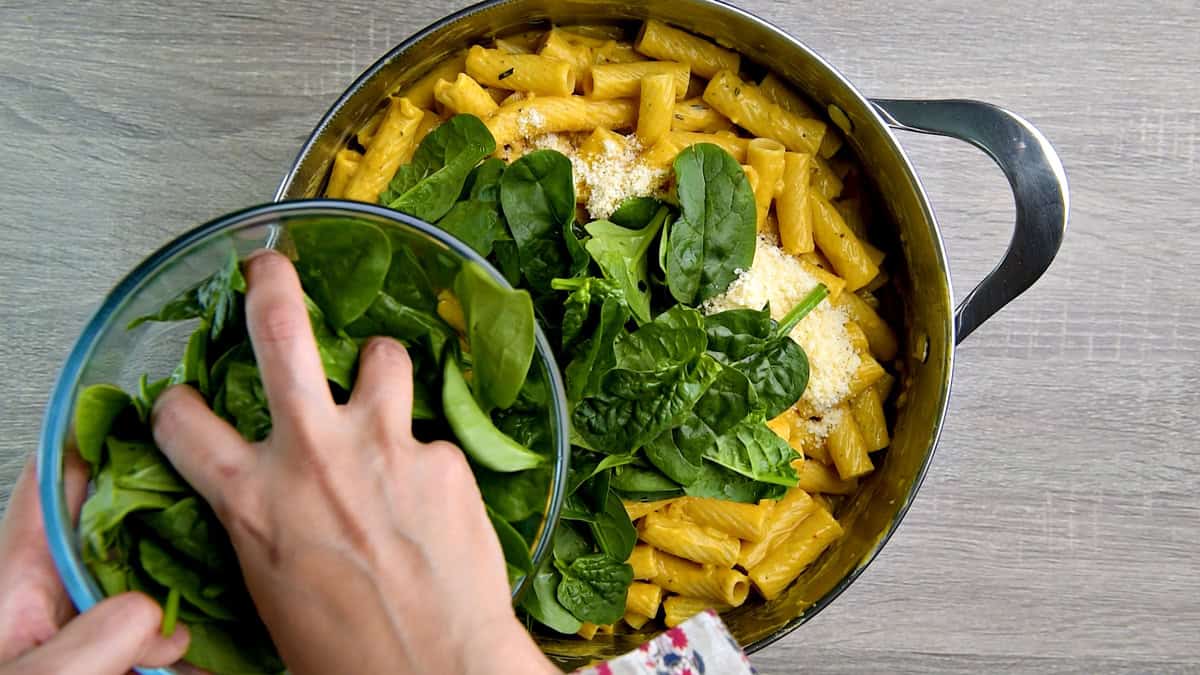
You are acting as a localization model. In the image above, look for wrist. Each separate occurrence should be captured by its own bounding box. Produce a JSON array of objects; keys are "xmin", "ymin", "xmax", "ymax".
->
[{"xmin": 464, "ymin": 617, "xmax": 558, "ymax": 675}]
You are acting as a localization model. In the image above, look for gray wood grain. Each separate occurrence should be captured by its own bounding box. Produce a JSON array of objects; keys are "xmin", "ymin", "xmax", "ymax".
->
[{"xmin": 1, "ymin": 1, "xmax": 1197, "ymax": 672}]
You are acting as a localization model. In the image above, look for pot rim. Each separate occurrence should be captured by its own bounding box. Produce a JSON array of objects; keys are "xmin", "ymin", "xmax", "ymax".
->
[{"xmin": 273, "ymin": 0, "xmax": 956, "ymax": 655}]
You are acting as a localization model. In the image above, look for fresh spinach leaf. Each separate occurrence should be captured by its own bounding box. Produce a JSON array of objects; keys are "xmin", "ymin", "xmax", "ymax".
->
[
  {"xmin": 453, "ymin": 262, "xmax": 536, "ymax": 410},
  {"xmin": 131, "ymin": 375, "xmax": 170, "ymax": 424},
  {"xmin": 610, "ymin": 463, "xmax": 680, "ymax": 495},
  {"xmin": 733, "ymin": 338, "xmax": 809, "ymax": 418},
  {"xmin": 684, "ymin": 460, "xmax": 789, "ymax": 503},
  {"xmin": 643, "ymin": 430, "xmax": 703, "ymax": 486},
  {"xmin": 555, "ymin": 554, "xmax": 633, "ymax": 625},
  {"xmin": 563, "ymin": 293, "xmax": 630, "ymax": 403},
  {"xmin": 170, "ymin": 320, "xmax": 210, "ymax": 395},
  {"xmin": 183, "ymin": 621, "xmax": 285, "ymax": 675},
  {"xmin": 465, "ymin": 157, "xmax": 507, "ymax": 202},
  {"xmin": 107, "ymin": 438, "xmax": 187, "ymax": 494},
  {"xmin": 703, "ymin": 413, "xmax": 801, "ymax": 487},
  {"xmin": 139, "ymin": 497, "xmax": 234, "ymax": 572},
  {"xmin": 138, "ymin": 538, "xmax": 236, "ymax": 620},
  {"xmin": 347, "ymin": 291, "xmax": 455, "ymax": 362},
  {"xmin": 553, "ymin": 521, "xmax": 593, "ymax": 563},
  {"xmin": 572, "ymin": 353, "xmax": 722, "ymax": 454},
  {"xmin": 222, "ymin": 361, "xmax": 272, "ymax": 442},
  {"xmin": 487, "ymin": 507, "xmax": 534, "ymax": 577},
  {"xmin": 612, "ymin": 305, "xmax": 706, "ymax": 373},
  {"xmin": 609, "ymin": 196, "xmax": 666, "ymax": 229},
  {"xmin": 477, "ymin": 466, "xmax": 550, "ymax": 523},
  {"xmin": 588, "ymin": 488, "xmax": 637, "ymax": 562},
  {"xmin": 442, "ymin": 357, "xmax": 544, "ymax": 472},
  {"xmin": 128, "ymin": 250, "xmax": 246, "ymax": 344},
  {"xmin": 520, "ymin": 567, "xmax": 583, "ymax": 635},
  {"xmin": 292, "ymin": 218, "xmax": 392, "ymax": 330},
  {"xmin": 74, "ymin": 384, "xmax": 131, "ymax": 466},
  {"xmin": 500, "ymin": 150, "xmax": 576, "ymax": 291},
  {"xmin": 381, "ymin": 231, "xmax": 438, "ymax": 313},
  {"xmin": 382, "ymin": 114, "xmax": 497, "ymax": 221},
  {"xmin": 304, "ymin": 295, "xmax": 360, "ymax": 390},
  {"xmin": 79, "ymin": 469, "xmax": 175, "ymax": 553},
  {"xmin": 664, "ymin": 143, "xmax": 756, "ymax": 305},
  {"xmin": 438, "ymin": 200, "xmax": 507, "ymax": 257},
  {"xmin": 552, "ymin": 276, "xmax": 624, "ymax": 353},
  {"xmin": 704, "ymin": 308, "xmax": 775, "ymax": 363},
  {"xmin": 583, "ymin": 208, "xmax": 667, "ymax": 324}
]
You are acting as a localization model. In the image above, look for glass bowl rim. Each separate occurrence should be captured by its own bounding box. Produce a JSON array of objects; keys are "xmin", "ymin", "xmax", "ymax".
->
[{"xmin": 37, "ymin": 199, "xmax": 572, "ymax": 674}]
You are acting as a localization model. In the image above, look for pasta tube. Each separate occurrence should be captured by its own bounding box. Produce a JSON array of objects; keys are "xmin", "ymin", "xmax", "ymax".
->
[
  {"xmin": 826, "ymin": 406, "xmax": 874, "ymax": 480},
  {"xmin": 587, "ymin": 61, "xmax": 689, "ymax": 100},
  {"xmin": 747, "ymin": 138, "xmax": 786, "ymax": 232},
  {"xmin": 325, "ymin": 148, "xmax": 362, "ymax": 199},
  {"xmin": 748, "ymin": 508, "xmax": 843, "ymax": 600},
  {"xmin": 671, "ymin": 99, "xmax": 733, "ymax": 132},
  {"xmin": 628, "ymin": 544, "xmax": 663, "ymax": 580},
  {"xmin": 850, "ymin": 385, "xmax": 890, "ymax": 452},
  {"xmin": 624, "ymin": 611, "xmax": 652, "ymax": 630},
  {"xmin": 777, "ymin": 152, "xmax": 814, "ymax": 254},
  {"xmin": 539, "ymin": 28, "xmax": 594, "ymax": 88},
  {"xmin": 655, "ymin": 552, "xmax": 750, "ymax": 606},
  {"xmin": 433, "ymin": 73, "xmax": 499, "ymax": 118},
  {"xmin": 703, "ymin": 70, "xmax": 826, "ymax": 154},
  {"xmin": 593, "ymin": 40, "xmax": 643, "ymax": 65},
  {"xmin": 625, "ymin": 582, "xmax": 663, "ymax": 619},
  {"xmin": 465, "ymin": 46, "xmax": 575, "ymax": 96},
  {"xmin": 794, "ymin": 458, "xmax": 858, "ymax": 495},
  {"xmin": 486, "ymin": 96, "xmax": 637, "ymax": 147},
  {"xmin": 402, "ymin": 53, "xmax": 468, "ymax": 110},
  {"xmin": 623, "ymin": 498, "xmax": 676, "ymax": 521},
  {"xmin": 634, "ymin": 19, "xmax": 739, "ymax": 78},
  {"xmin": 737, "ymin": 488, "xmax": 817, "ymax": 569},
  {"xmin": 637, "ymin": 72, "xmax": 675, "ymax": 146},
  {"xmin": 811, "ymin": 193, "xmax": 879, "ymax": 291},
  {"xmin": 343, "ymin": 97, "xmax": 424, "ymax": 203},
  {"xmin": 662, "ymin": 595, "xmax": 731, "ymax": 628},
  {"xmin": 667, "ymin": 497, "xmax": 775, "ymax": 543},
  {"xmin": 832, "ymin": 290, "xmax": 899, "ymax": 361},
  {"xmin": 639, "ymin": 510, "xmax": 741, "ymax": 568},
  {"xmin": 667, "ymin": 131, "xmax": 747, "ymax": 161}
]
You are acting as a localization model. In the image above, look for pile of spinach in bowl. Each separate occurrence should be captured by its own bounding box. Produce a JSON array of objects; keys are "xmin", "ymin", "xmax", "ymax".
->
[{"xmin": 72, "ymin": 215, "xmax": 554, "ymax": 673}]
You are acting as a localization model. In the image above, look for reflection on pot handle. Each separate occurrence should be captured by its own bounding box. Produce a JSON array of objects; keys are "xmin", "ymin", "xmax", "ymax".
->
[{"xmin": 871, "ymin": 99, "xmax": 1069, "ymax": 344}]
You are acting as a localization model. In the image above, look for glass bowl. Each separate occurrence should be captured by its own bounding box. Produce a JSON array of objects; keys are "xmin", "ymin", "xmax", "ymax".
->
[{"xmin": 37, "ymin": 199, "xmax": 570, "ymax": 675}]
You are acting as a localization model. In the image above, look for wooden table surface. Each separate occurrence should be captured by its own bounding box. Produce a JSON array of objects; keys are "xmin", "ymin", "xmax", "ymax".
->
[{"xmin": 2, "ymin": 1, "xmax": 1197, "ymax": 672}]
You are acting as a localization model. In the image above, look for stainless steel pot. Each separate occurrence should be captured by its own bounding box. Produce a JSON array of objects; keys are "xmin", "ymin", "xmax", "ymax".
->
[{"xmin": 275, "ymin": 0, "xmax": 1068, "ymax": 665}]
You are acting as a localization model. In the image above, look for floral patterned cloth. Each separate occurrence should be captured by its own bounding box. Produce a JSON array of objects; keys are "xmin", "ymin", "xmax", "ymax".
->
[{"xmin": 570, "ymin": 610, "xmax": 756, "ymax": 675}]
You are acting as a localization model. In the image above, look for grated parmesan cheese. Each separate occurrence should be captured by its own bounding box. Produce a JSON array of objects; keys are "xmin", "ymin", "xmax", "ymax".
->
[
  {"xmin": 527, "ymin": 132, "xmax": 667, "ymax": 220},
  {"xmin": 702, "ymin": 236, "xmax": 861, "ymax": 427}
]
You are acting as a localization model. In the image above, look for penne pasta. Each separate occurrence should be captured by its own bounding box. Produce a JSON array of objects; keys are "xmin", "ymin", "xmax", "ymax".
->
[
  {"xmin": 826, "ymin": 405, "xmax": 874, "ymax": 480},
  {"xmin": 703, "ymin": 70, "xmax": 826, "ymax": 154},
  {"xmin": 794, "ymin": 458, "xmax": 858, "ymax": 495},
  {"xmin": 628, "ymin": 544, "xmax": 664, "ymax": 581},
  {"xmin": 539, "ymin": 28, "xmax": 594, "ymax": 89},
  {"xmin": 671, "ymin": 98, "xmax": 733, "ymax": 132},
  {"xmin": 662, "ymin": 595, "xmax": 731, "ymax": 628},
  {"xmin": 401, "ymin": 53, "xmax": 468, "ymax": 110},
  {"xmin": 434, "ymin": 73, "xmax": 499, "ymax": 118},
  {"xmin": 624, "ymin": 611, "xmax": 652, "ymax": 630},
  {"xmin": 465, "ymin": 46, "xmax": 575, "ymax": 96},
  {"xmin": 850, "ymin": 384, "xmax": 890, "ymax": 452},
  {"xmin": 747, "ymin": 138, "xmax": 786, "ymax": 232},
  {"xmin": 487, "ymin": 96, "xmax": 637, "ymax": 147},
  {"xmin": 833, "ymin": 290, "xmax": 899, "ymax": 361},
  {"xmin": 325, "ymin": 148, "xmax": 362, "ymax": 199},
  {"xmin": 634, "ymin": 19, "xmax": 739, "ymax": 78},
  {"xmin": 777, "ymin": 152, "xmax": 814, "ymax": 254},
  {"xmin": 343, "ymin": 97, "xmax": 424, "ymax": 203},
  {"xmin": 811, "ymin": 193, "xmax": 879, "ymax": 291},
  {"xmin": 667, "ymin": 131, "xmax": 748, "ymax": 161},
  {"xmin": 637, "ymin": 72, "xmax": 675, "ymax": 146},
  {"xmin": 587, "ymin": 61, "xmax": 689, "ymax": 100}
]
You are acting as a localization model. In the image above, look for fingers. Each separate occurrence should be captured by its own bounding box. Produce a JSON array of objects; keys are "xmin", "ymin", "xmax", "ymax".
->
[
  {"xmin": 243, "ymin": 250, "xmax": 333, "ymax": 420},
  {"xmin": 349, "ymin": 338, "xmax": 414, "ymax": 440},
  {"xmin": 9, "ymin": 593, "xmax": 189, "ymax": 674},
  {"xmin": 152, "ymin": 385, "xmax": 250, "ymax": 514},
  {"xmin": 63, "ymin": 450, "xmax": 89, "ymax": 525}
]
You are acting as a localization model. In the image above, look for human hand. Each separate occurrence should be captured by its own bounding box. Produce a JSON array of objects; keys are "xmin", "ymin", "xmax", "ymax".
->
[
  {"xmin": 0, "ymin": 454, "xmax": 190, "ymax": 674},
  {"xmin": 151, "ymin": 250, "xmax": 556, "ymax": 675}
]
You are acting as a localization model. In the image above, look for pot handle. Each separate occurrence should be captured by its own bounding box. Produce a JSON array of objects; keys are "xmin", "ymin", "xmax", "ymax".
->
[{"xmin": 871, "ymin": 99, "xmax": 1068, "ymax": 344}]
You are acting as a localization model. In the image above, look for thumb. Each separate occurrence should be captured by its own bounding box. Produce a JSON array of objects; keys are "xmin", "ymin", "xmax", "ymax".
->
[{"xmin": 8, "ymin": 592, "xmax": 189, "ymax": 674}]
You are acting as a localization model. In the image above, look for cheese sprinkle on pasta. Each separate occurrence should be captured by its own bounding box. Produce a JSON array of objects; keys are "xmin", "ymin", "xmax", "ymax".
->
[
  {"xmin": 528, "ymin": 132, "xmax": 666, "ymax": 220},
  {"xmin": 702, "ymin": 236, "xmax": 861, "ymax": 419}
]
